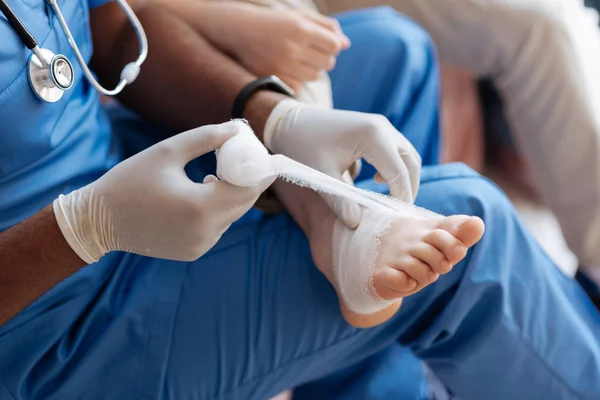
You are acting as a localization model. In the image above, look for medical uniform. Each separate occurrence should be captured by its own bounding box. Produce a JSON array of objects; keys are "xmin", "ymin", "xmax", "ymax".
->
[{"xmin": 0, "ymin": 3, "xmax": 599, "ymax": 400}]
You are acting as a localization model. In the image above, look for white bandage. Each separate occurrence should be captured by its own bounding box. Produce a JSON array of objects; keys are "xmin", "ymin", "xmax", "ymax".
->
[
  {"xmin": 332, "ymin": 208, "xmax": 398, "ymax": 314},
  {"xmin": 216, "ymin": 120, "xmax": 275, "ymax": 187}
]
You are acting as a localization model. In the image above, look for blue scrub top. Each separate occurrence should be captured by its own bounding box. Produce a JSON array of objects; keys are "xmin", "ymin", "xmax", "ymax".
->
[{"xmin": 0, "ymin": 0, "xmax": 117, "ymax": 232}]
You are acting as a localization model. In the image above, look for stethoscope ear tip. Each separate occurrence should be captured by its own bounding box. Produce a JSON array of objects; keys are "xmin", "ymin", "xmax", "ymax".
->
[{"xmin": 120, "ymin": 62, "xmax": 141, "ymax": 84}]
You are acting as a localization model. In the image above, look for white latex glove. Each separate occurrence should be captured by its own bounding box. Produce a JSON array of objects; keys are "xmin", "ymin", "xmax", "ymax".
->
[
  {"xmin": 54, "ymin": 121, "xmax": 274, "ymax": 264},
  {"xmin": 264, "ymin": 99, "xmax": 422, "ymax": 229}
]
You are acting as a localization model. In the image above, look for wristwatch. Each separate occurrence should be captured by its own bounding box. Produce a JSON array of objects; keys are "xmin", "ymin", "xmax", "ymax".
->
[{"xmin": 231, "ymin": 75, "xmax": 295, "ymax": 119}]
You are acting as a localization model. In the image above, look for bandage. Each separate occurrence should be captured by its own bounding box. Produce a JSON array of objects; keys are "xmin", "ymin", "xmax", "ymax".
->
[
  {"xmin": 216, "ymin": 120, "xmax": 275, "ymax": 187},
  {"xmin": 216, "ymin": 121, "xmax": 437, "ymax": 314},
  {"xmin": 332, "ymin": 208, "xmax": 399, "ymax": 314}
]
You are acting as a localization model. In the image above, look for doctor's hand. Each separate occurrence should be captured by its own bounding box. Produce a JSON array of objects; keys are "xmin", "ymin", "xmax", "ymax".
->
[
  {"xmin": 53, "ymin": 121, "xmax": 274, "ymax": 264},
  {"xmin": 263, "ymin": 99, "xmax": 422, "ymax": 229},
  {"xmin": 200, "ymin": 4, "xmax": 350, "ymax": 90}
]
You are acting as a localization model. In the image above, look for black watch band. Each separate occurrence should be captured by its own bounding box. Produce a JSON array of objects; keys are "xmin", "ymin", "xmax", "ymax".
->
[{"xmin": 231, "ymin": 75, "xmax": 295, "ymax": 119}]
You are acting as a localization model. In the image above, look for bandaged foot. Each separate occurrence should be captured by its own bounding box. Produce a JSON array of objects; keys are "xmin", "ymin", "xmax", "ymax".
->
[
  {"xmin": 215, "ymin": 121, "xmax": 485, "ymax": 325},
  {"xmin": 331, "ymin": 209, "xmax": 484, "ymax": 326}
]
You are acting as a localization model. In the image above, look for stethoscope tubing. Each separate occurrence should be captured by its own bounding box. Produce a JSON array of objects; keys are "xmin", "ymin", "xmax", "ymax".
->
[
  {"xmin": 0, "ymin": 0, "xmax": 148, "ymax": 99},
  {"xmin": 49, "ymin": 0, "xmax": 148, "ymax": 96}
]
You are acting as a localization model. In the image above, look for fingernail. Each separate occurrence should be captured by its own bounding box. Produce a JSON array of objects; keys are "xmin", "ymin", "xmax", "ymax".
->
[{"xmin": 203, "ymin": 174, "xmax": 219, "ymax": 184}]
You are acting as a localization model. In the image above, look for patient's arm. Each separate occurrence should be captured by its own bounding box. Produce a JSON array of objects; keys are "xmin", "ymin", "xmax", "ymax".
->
[
  {"xmin": 152, "ymin": 0, "xmax": 347, "ymax": 91},
  {"xmin": 90, "ymin": 1, "xmax": 257, "ymax": 135},
  {"xmin": 89, "ymin": 1, "xmax": 338, "ymax": 134}
]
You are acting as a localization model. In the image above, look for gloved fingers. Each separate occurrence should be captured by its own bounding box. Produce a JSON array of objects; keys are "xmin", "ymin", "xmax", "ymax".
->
[
  {"xmin": 248, "ymin": 174, "xmax": 277, "ymax": 194},
  {"xmin": 363, "ymin": 145, "xmax": 413, "ymax": 202},
  {"xmin": 195, "ymin": 183, "xmax": 262, "ymax": 227},
  {"xmin": 165, "ymin": 121, "xmax": 243, "ymax": 165},
  {"xmin": 399, "ymin": 150, "xmax": 421, "ymax": 202},
  {"xmin": 384, "ymin": 163, "xmax": 413, "ymax": 203},
  {"xmin": 263, "ymin": 99, "xmax": 303, "ymax": 151},
  {"xmin": 319, "ymin": 192, "xmax": 361, "ymax": 230},
  {"xmin": 207, "ymin": 175, "xmax": 276, "ymax": 210},
  {"xmin": 341, "ymin": 170, "xmax": 354, "ymax": 186},
  {"xmin": 318, "ymin": 170, "xmax": 361, "ymax": 230},
  {"xmin": 373, "ymin": 153, "xmax": 421, "ymax": 202}
]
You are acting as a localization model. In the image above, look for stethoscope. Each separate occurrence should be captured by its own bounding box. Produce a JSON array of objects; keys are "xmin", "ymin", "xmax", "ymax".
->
[{"xmin": 0, "ymin": 0, "xmax": 148, "ymax": 103}]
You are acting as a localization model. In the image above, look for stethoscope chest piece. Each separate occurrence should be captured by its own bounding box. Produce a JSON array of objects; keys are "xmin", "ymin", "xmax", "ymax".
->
[
  {"xmin": 2, "ymin": 0, "xmax": 146, "ymax": 103},
  {"xmin": 28, "ymin": 48, "xmax": 74, "ymax": 103}
]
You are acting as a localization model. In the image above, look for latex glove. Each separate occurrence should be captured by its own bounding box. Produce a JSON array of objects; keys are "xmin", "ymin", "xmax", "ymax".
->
[
  {"xmin": 264, "ymin": 99, "xmax": 422, "ymax": 229},
  {"xmin": 203, "ymin": 4, "xmax": 350, "ymax": 90},
  {"xmin": 54, "ymin": 121, "xmax": 274, "ymax": 263}
]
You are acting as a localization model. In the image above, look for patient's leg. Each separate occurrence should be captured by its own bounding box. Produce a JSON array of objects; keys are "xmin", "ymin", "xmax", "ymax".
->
[
  {"xmin": 326, "ymin": 0, "xmax": 600, "ymax": 267},
  {"xmin": 273, "ymin": 179, "xmax": 484, "ymax": 328}
]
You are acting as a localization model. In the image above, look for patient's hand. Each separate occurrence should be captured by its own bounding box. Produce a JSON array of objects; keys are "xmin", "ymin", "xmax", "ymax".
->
[{"xmin": 195, "ymin": 3, "xmax": 350, "ymax": 90}]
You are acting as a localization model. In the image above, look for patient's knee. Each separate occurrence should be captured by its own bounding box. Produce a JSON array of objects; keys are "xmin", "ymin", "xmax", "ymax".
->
[
  {"xmin": 342, "ymin": 6, "xmax": 437, "ymax": 77},
  {"xmin": 417, "ymin": 165, "xmax": 514, "ymax": 223}
]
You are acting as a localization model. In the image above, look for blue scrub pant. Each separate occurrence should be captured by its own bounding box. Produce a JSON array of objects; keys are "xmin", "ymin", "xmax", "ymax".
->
[{"xmin": 1, "ymin": 7, "xmax": 599, "ymax": 400}]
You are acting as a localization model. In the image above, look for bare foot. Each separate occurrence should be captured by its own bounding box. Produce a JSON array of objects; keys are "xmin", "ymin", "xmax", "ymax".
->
[
  {"xmin": 372, "ymin": 214, "xmax": 485, "ymax": 300},
  {"xmin": 311, "ymin": 211, "xmax": 485, "ymax": 328}
]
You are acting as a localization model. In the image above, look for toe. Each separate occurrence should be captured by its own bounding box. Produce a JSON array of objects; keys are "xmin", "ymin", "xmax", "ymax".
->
[
  {"xmin": 393, "ymin": 256, "xmax": 439, "ymax": 286},
  {"xmin": 373, "ymin": 268, "xmax": 417, "ymax": 300},
  {"xmin": 454, "ymin": 217, "xmax": 485, "ymax": 247},
  {"xmin": 436, "ymin": 215, "xmax": 485, "ymax": 247},
  {"xmin": 424, "ymin": 228, "xmax": 467, "ymax": 265},
  {"xmin": 409, "ymin": 242, "xmax": 453, "ymax": 274}
]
